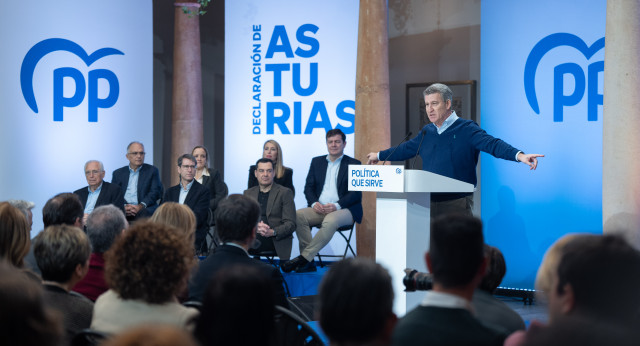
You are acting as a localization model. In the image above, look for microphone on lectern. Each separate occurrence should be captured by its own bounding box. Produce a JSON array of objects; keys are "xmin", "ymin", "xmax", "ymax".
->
[{"xmin": 381, "ymin": 131, "xmax": 412, "ymax": 166}]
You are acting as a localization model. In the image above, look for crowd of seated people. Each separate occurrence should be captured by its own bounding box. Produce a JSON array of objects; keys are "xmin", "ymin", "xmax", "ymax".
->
[{"xmin": 4, "ymin": 136, "xmax": 640, "ymax": 345}]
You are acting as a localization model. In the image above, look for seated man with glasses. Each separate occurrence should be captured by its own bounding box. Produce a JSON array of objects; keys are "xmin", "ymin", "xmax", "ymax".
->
[
  {"xmin": 112, "ymin": 141, "xmax": 164, "ymax": 221},
  {"xmin": 162, "ymin": 154, "xmax": 211, "ymax": 253},
  {"xmin": 74, "ymin": 160, "xmax": 125, "ymax": 224}
]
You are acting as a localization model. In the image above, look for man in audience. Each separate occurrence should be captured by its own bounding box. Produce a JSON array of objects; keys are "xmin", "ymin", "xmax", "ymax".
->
[
  {"xmin": 25, "ymin": 192, "xmax": 85, "ymax": 274},
  {"xmin": 282, "ymin": 129, "xmax": 362, "ymax": 273},
  {"xmin": 243, "ymin": 158, "xmax": 296, "ymax": 261},
  {"xmin": 73, "ymin": 160, "xmax": 125, "ymax": 224},
  {"xmin": 33, "ymin": 224, "xmax": 93, "ymax": 344},
  {"xmin": 508, "ymin": 234, "xmax": 640, "ymax": 345},
  {"xmin": 163, "ymin": 154, "xmax": 210, "ymax": 253},
  {"xmin": 112, "ymin": 141, "xmax": 164, "ymax": 221},
  {"xmin": 392, "ymin": 214, "xmax": 505, "ymax": 346},
  {"xmin": 0, "ymin": 261, "xmax": 62, "ymax": 346},
  {"xmin": 472, "ymin": 245, "xmax": 525, "ymax": 335},
  {"xmin": 188, "ymin": 194, "xmax": 288, "ymax": 307},
  {"xmin": 73, "ymin": 205, "xmax": 128, "ymax": 301},
  {"xmin": 8, "ymin": 199, "xmax": 35, "ymax": 232},
  {"xmin": 318, "ymin": 258, "xmax": 397, "ymax": 346}
]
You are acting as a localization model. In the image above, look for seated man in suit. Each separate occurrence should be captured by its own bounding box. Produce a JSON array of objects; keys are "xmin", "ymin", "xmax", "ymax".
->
[
  {"xmin": 392, "ymin": 215, "xmax": 506, "ymax": 346},
  {"xmin": 112, "ymin": 141, "xmax": 163, "ymax": 221},
  {"xmin": 188, "ymin": 194, "xmax": 288, "ymax": 307},
  {"xmin": 163, "ymin": 154, "xmax": 210, "ymax": 253},
  {"xmin": 281, "ymin": 129, "xmax": 362, "ymax": 273},
  {"xmin": 74, "ymin": 160, "xmax": 125, "ymax": 224},
  {"xmin": 243, "ymin": 158, "xmax": 296, "ymax": 261}
]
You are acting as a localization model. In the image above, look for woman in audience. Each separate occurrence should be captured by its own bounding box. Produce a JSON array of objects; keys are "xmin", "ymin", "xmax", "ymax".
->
[
  {"xmin": 247, "ymin": 139, "xmax": 295, "ymax": 195},
  {"xmin": 91, "ymin": 221, "xmax": 199, "ymax": 333},
  {"xmin": 150, "ymin": 202, "xmax": 196, "ymax": 245},
  {"xmin": 192, "ymin": 145, "xmax": 228, "ymax": 217},
  {"xmin": 194, "ymin": 265, "xmax": 275, "ymax": 346},
  {"xmin": 0, "ymin": 202, "xmax": 31, "ymax": 269}
]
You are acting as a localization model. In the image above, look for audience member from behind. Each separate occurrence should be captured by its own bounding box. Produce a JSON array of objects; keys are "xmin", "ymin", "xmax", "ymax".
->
[
  {"xmin": 8, "ymin": 199, "xmax": 35, "ymax": 232},
  {"xmin": 25, "ymin": 192, "xmax": 85, "ymax": 275},
  {"xmin": 194, "ymin": 266, "xmax": 276, "ymax": 346},
  {"xmin": 91, "ymin": 221, "xmax": 198, "ymax": 333},
  {"xmin": 516, "ymin": 235, "xmax": 640, "ymax": 346},
  {"xmin": 33, "ymin": 224, "xmax": 93, "ymax": 343},
  {"xmin": 392, "ymin": 215, "xmax": 505, "ymax": 346},
  {"xmin": 0, "ymin": 261, "xmax": 62, "ymax": 346},
  {"xmin": 0, "ymin": 202, "xmax": 31, "ymax": 269},
  {"xmin": 248, "ymin": 139, "xmax": 295, "ymax": 194},
  {"xmin": 318, "ymin": 258, "xmax": 397, "ymax": 346},
  {"xmin": 102, "ymin": 325, "xmax": 198, "ymax": 346},
  {"xmin": 192, "ymin": 145, "xmax": 229, "ymax": 218},
  {"xmin": 73, "ymin": 205, "xmax": 128, "ymax": 301},
  {"xmin": 188, "ymin": 194, "xmax": 288, "ymax": 307},
  {"xmin": 471, "ymin": 245, "xmax": 525, "ymax": 335},
  {"xmin": 150, "ymin": 202, "xmax": 196, "ymax": 245}
]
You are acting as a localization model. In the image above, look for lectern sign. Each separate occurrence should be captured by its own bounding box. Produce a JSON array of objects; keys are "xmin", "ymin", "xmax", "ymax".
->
[{"xmin": 348, "ymin": 165, "xmax": 404, "ymax": 192}]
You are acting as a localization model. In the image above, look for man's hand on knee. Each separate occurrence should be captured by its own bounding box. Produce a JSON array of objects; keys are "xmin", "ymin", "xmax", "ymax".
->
[{"xmin": 322, "ymin": 203, "xmax": 337, "ymax": 214}]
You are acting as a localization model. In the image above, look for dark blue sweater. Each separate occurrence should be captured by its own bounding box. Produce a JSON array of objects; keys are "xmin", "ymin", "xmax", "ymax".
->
[{"xmin": 380, "ymin": 119, "xmax": 519, "ymax": 199}]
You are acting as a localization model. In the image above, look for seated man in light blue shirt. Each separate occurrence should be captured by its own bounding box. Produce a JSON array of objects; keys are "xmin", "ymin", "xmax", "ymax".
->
[
  {"xmin": 162, "ymin": 154, "xmax": 210, "ymax": 253},
  {"xmin": 73, "ymin": 160, "xmax": 125, "ymax": 224},
  {"xmin": 281, "ymin": 129, "xmax": 363, "ymax": 273},
  {"xmin": 112, "ymin": 141, "xmax": 163, "ymax": 221}
]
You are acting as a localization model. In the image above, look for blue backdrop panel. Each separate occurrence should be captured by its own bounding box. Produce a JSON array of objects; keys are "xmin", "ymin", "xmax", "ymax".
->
[{"xmin": 481, "ymin": 0, "xmax": 605, "ymax": 288}]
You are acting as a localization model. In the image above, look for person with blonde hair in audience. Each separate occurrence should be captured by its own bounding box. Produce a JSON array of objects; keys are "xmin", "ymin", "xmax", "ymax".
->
[
  {"xmin": 0, "ymin": 260, "xmax": 62, "ymax": 346},
  {"xmin": 248, "ymin": 139, "xmax": 295, "ymax": 195},
  {"xmin": 150, "ymin": 202, "xmax": 196, "ymax": 244},
  {"xmin": 33, "ymin": 224, "xmax": 93, "ymax": 344},
  {"xmin": 91, "ymin": 221, "xmax": 199, "ymax": 333},
  {"xmin": 0, "ymin": 202, "xmax": 31, "ymax": 269}
]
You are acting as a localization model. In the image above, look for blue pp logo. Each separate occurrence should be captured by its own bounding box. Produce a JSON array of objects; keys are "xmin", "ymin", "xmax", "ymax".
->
[
  {"xmin": 20, "ymin": 38, "xmax": 124, "ymax": 122},
  {"xmin": 524, "ymin": 33, "xmax": 604, "ymax": 122}
]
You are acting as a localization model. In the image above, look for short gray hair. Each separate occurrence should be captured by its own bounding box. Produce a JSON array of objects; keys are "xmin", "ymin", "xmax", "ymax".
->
[
  {"xmin": 33, "ymin": 224, "xmax": 91, "ymax": 283},
  {"xmin": 84, "ymin": 160, "xmax": 105, "ymax": 172},
  {"xmin": 127, "ymin": 141, "xmax": 144, "ymax": 152},
  {"xmin": 86, "ymin": 205, "xmax": 127, "ymax": 253},
  {"xmin": 7, "ymin": 200, "xmax": 35, "ymax": 220},
  {"xmin": 423, "ymin": 83, "xmax": 453, "ymax": 105}
]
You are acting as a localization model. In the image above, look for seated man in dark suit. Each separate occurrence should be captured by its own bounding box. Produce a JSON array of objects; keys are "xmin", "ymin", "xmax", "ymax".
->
[
  {"xmin": 163, "ymin": 154, "xmax": 210, "ymax": 253},
  {"xmin": 112, "ymin": 141, "xmax": 163, "ymax": 221},
  {"xmin": 188, "ymin": 194, "xmax": 288, "ymax": 308},
  {"xmin": 392, "ymin": 215, "xmax": 505, "ymax": 346},
  {"xmin": 243, "ymin": 158, "xmax": 296, "ymax": 261},
  {"xmin": 73, "ymin": 160, "xmax": 125, "ymax": 224},
  {"xmin": 281, "ymin": 129, "xmax": 362, "ymax": 273}
]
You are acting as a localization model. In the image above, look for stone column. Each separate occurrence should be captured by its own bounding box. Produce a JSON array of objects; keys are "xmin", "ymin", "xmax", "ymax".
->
[
  {"xmin": 171, "ymin": 1, "xmax": 203, "ymax": 184},
  {"xmin": 354, "ymin": 0, "xmax": 391, "ymax": 259},
  {"xmin": 602, "ymin": 0, "xmax": 640, "ymax": 249}
]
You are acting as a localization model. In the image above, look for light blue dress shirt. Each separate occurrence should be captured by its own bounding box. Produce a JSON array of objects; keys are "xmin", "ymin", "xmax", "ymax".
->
[
  {"xmin": 124, "ymin": 166, "xmax": 140, "ymax": 205},
  {"xmin": 84, "ymin": 183, "xmax": 103, "ymax": 214},
  {"xmin": 179, "ymin": 180, "xmax": 194, "ymax": 204},
  {"xmin": 317, "ymin": 155, "xmax": 343, "ymax": 210}
]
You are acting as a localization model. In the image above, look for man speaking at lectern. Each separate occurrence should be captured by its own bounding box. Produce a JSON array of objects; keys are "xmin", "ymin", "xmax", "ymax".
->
[{"xmin": 367, "ymin": 83, "xmax": 543, "ymax": 217}]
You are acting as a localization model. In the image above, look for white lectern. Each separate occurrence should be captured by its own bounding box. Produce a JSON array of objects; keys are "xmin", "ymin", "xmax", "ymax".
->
[{"xmin": 348, "ymin": 166, "xmax": 474, "ymax": 316}]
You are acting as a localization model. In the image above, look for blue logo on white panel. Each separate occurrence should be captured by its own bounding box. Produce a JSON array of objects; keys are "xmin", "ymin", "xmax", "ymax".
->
[
  {"xmin": 524, "ymin": 33, "xmax": 604, "ymax": 122},
  {"xmin": 20, "ymin": 38, "xmax": 124, "ymax": 122}
]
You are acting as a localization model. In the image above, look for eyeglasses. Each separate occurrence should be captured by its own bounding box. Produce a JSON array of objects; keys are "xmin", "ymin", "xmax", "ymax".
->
[
  {"xmin": 128, "ymin": 151, "xmax": 145, "ymax": 156},
  {"xmin": 180, "ymin": 165, "xmax": 196, "ymax": 170},
  {"xmin": 85, "ymin": 170, "xmax": 103, "ymax": 176}
]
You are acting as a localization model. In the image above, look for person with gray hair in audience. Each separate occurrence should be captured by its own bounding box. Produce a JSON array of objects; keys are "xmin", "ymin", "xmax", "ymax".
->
[
  {"xmin": 73, "ymin": 205, "xmax": 128, "ymax": 301},
  {"xmin": 34, "ymin": 224, "xmax": 93, "ymax": 344},
  {"xmin": 8, "ymin": 199, "xmax": 35, "ymax": 232}
]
